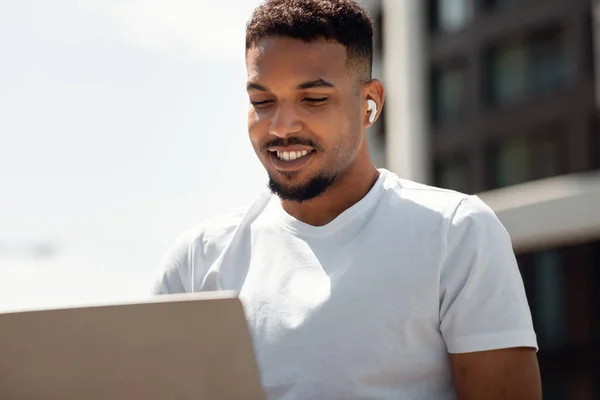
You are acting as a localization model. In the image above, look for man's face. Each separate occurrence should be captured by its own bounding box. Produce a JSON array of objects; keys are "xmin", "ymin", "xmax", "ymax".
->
[{"xmin": 246, "ymin": 36, "xmax": 363, "ymax": 202}]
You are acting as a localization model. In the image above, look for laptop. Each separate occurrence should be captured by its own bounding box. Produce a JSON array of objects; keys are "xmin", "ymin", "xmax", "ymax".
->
[{"xmin": 0, "ymin": 292, "xmax": 265, "ymax": 400}]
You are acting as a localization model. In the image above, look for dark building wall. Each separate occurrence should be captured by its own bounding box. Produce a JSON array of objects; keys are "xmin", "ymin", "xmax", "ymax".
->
[
  {"xmin": 426, "ymin": 1, "xmax": 600, "ymax": 398},
  {"xmin": 428, "ymin": 0, "xmax": 598, "ymax": 195},
  {"xmin": 518, "ymin": 240, "xmax": 600, "ymax": 398}
]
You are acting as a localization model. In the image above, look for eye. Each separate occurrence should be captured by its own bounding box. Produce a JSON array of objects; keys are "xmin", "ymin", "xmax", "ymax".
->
[
  {"xmin": 303, "ymin": 97, "xmax": 328, "ymax": 105},
  {"xmin": 250, "ymin": 100, "xmax": 274, "ymax": 108}
]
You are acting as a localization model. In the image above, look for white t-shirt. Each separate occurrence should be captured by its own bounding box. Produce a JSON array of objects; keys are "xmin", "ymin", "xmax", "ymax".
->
[{"xmin": 152, "ymin": 168, "xmax": 538, "ymax": 400}]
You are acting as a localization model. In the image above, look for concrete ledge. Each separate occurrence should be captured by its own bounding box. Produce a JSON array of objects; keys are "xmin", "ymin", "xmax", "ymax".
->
[{"xmin": 477, "ymin": 171, "xmax": 600, "ymax": 253}]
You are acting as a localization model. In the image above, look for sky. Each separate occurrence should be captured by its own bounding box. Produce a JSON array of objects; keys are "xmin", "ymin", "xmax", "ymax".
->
[{"xmin": 0, "ymin": 0, "xmax": 268, "ymax": 311}]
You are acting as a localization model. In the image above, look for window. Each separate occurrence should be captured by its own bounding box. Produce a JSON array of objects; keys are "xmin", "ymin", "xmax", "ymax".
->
[
  {"xmin": 592, "ymin": 239, "xmax": 600, "ymax": 338},
  {"xmin": 483, "ymin": 0, "xmax": 529, "ymax": 10},
  {"xmin": 431, "ymin": 0, "xmax": 473, "ymax": 33},
  {"xmin": 434, "ymin": 156, "xmax": 471, "ymax": 193},
  {"xmin": 530, "ymin": 29, "xmax": 573, "ymax": 94},
  {"xmin": 593, "ymin": 118, "xmax": 600, "ymax": 169},
  {"xmin": 487, "ymin": 28, "xmax": 573, "ymax": 105},
  {"xmin": 431, "ymin": 65, "xmax": 467, "ymax": 124},
  {"xmin": 596, "ymin": 129, "xmax": 600, "ymax": 169},
  {"xmin": 594, "ymin": 241, "xmax": 600, "ymax": 335},
  {"xmin": 489, "ymin": 130, "xmax": 565, "ymax": 189},
  {"xmin": 518, "ymin": 240, "xmax": 600, "ymax": 398},
  {"xmin": 488, "ymin": 44, "xmax": 529, "ymax": 105},
  {"xmin": 540, "ymin": 373, "xmax": 569, "ymax": 400},
  {"xmin": 531, "ymin": 251, "xmax": 568, "ymax": 349},
  {"xmin": 542, "ymin": 375, "xmax": 593, "ymax": 400},
  {"xmin": 491, "ymin": 136, "xmax": 530, "ymax": 188},
  {"xmin": 533, "ymin": 133, "xmax": 563, "ymax": 179}
]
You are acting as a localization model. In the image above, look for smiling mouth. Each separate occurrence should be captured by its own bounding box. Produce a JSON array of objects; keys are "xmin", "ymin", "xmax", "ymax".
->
[
  {"xmin": 273, "ymin": 150, "xmax": 313, "ymax": 161},
  {"xmin": 267, "ymin": 148, "xmax": 316, "ymax": 172}
]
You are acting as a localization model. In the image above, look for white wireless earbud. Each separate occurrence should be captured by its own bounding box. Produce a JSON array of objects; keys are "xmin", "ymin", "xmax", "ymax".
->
[{"xmin": 367, "ymin": 99, "xmax": 377, "ymax": 123}]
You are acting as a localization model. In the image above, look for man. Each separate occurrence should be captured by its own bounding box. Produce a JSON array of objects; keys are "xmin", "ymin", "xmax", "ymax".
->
[{"xmin": 152, "ymin": 0, "xmax": 542, "ymax": 398}]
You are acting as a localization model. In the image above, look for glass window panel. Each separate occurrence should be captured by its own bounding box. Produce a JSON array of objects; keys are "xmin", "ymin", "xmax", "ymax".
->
[
  {"xmin": 598, "ymin": 130, "xmax": 600, "ymax": 168},
  {"xmin": 435, "ymin": 158, "xmax": 470, "ymax": 193},
  {"xmin": 533, "ymin": 134, "xmax": 562, "ymax": 180},
  {"xmin": 487, "ymin": 28, "xmax": 571, "ymax": 105},
  {"xmin": 489, "ymin": 44, "xmax": 529, "ymax": 105},
  {"xmin": 541, "ymin": 378, "xmax": 569, "ymax": 400},
  {"xmin": 593, "ymin": 122, "xmax": 600, "ymax": 169},
  {"xmin": 486, "ymin": 0, "xmax": 528, "ymax": 9},
  {"xmin": 532, "ymin": 250, "xmax": 568, "ymax": 349},
  {"xmin": 437, "ymin": 0, "xmax": 472, "ymax": 33},
  {"xmin": 493, "ymin": 136, "xmax": 530, "ymax": 188},
  {"xmin": 432, "ymin": 66, "xmax": 466, "ymax": 123},
  {"xmin": 530, "ymin": 32, "xmax": 572, "ymax": 94}
]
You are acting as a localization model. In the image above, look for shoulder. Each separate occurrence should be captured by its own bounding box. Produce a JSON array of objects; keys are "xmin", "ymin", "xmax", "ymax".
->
[
  {"xmin": 152, "ymin": 193, "xmax": 272, "ymax": 294},
  {"xmin": 377, "ymin": 169, "xmax": 474, "ymax": 224},
  {"xmin": 165, "ymin": 202, "xmax": 255, "ymax": 265},
  {"xmin": 377, "ymin": 169, "xmax": 505, "ymax": 247}
]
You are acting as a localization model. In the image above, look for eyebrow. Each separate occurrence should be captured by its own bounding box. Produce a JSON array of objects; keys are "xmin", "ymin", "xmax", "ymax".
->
[
  {"xmin": 246, "ymin": 78, "xmax": 336, "ymax": 92},
  {"xmin": 297, "ymin": 78, "xmax": 335, "ymax": 90}
]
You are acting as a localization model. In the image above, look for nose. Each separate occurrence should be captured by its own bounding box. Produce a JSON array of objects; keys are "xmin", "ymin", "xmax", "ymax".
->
[{"xmin": 269, "ymin": 101, "xmax": 303, "ymax": 138}]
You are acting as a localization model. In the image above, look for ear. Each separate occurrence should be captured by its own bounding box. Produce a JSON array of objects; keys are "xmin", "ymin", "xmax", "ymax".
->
[{"xmin": 361, "ymin": 78, "xmax": 385, "ymax": 128}]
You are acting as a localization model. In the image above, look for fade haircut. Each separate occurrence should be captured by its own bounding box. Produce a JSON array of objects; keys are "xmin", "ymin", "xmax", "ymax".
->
[{"xmin": 245, "ymin": 0, "xmax": 374, "ymax": 83}]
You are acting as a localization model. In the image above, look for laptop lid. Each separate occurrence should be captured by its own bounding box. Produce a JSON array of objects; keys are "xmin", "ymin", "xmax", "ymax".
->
[{"xmin": 0, "ymin": 292, "xmax": 265, "ymax": 400}]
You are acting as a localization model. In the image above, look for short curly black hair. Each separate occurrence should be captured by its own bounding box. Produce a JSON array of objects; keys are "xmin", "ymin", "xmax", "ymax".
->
[{"xmin": 246, "ymin": 0, "xmax": 374, "ymax": 81}]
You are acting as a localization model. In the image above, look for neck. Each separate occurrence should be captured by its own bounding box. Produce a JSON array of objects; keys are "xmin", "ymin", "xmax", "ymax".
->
[{"xmin": 280, "ymin": 149, "xmax": 379, "ymax": 226}]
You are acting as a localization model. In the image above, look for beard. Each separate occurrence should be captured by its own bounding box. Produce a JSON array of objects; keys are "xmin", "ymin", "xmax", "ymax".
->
[{"xmin": 268, "ymin": 170, "xmax": 338, "ymax": 203}]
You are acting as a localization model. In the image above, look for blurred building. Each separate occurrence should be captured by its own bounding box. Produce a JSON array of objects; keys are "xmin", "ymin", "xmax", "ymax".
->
[
  {"xmin": 360, "ymin": 0, "xmax": 387, "ymax": 169},
  {"xmin": 362, "ymin": 0, "xmax": 600, "ymax": 397}
]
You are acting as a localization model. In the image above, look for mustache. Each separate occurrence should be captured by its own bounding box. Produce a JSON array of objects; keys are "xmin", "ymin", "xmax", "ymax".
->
[{"xmin": 260, "ymin": 137, "xmax": 322, "ymax": 152}]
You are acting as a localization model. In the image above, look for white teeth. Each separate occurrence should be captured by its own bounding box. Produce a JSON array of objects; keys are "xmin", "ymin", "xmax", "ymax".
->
[{"xmin": 276, "ymin": 150, "xmax": 311, "ymax": 161}]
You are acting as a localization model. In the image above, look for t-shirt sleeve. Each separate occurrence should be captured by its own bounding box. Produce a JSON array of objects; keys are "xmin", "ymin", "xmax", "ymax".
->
[
  {"xmin": 439, "ymin": 195, "xmax": 538, "ymax": 354},
  {"xmin": 151, "ymin": 230, "xmax": 198, "ymax": 295},
  {"xmin": 151, "ymin": 258, "xmax": 186, "ymax": 295}
]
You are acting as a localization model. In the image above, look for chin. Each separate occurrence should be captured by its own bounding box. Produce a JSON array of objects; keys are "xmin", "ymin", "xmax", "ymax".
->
[
  {"xmin": 275, "ymin": 169, "xmax": 305, "ymax": 181},
  {"xmin": 267, "ymin": 170, "xmax": 337, "ymax": 202},
  {"xmin": 268, "ymin": 172, "xmax": 306, "ymax": 191}
]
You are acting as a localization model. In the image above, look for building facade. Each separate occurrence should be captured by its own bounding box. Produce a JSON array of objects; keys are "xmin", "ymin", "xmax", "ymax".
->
[{"xmin": 365, "ymin": 0, "xmax": 600, "ymax": 397}]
